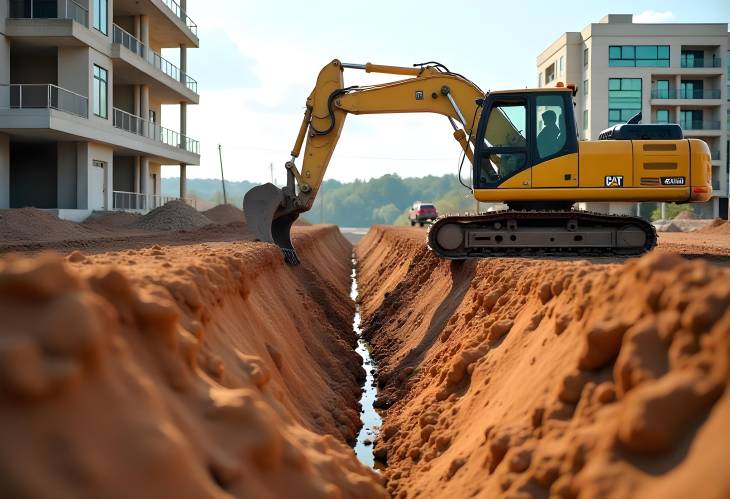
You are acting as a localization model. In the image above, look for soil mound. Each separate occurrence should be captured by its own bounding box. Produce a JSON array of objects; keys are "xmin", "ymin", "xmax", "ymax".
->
[
  {"xmin": 657, "ymin": 222, "xmax": 682, "ymax": 232},
  {"xmin": 673, "ymin": 210, "xmax": 698, "ymax": 220},
  {"xmin": 133, "ymin": 200, "xmax": 212, "ymax": 231},
  {"xmin": 0, "ymin": 208, "xmax": 96, "ymax": 243},
  {"xmin": 83, "ymin": 211, "xmax": 142, "ymax": 230},
  {"xmin": 357, "ymin": 225, "xmax": 730, "ymax": 499},
  {"xmin": 700, "ymin": 219, "xmax": 730, "ymax": 235},
  {"xmin": 203, "ymin": 204, "xmax": 246, "ymax": 224},
  {"xmin": 0, "ymin": 227, "xmax": 386, "ymax": 497}
]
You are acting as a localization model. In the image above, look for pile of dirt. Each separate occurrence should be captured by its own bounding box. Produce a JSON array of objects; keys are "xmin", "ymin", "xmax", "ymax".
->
[
  {"xmin": 656, "ymin": 222, "xmax": 682, "ymax": 233},
  {"xmin": 203, "ymin": 204, "xmax": 246, "ymax": 225},
  {"xmin": 673, "ymin": 210, "xmax": 698, "ymax": 221},
  {"xmin": 0, "ymin": 226, "xmax": 386, "ymax": 497},
  {"xmin": 0, "ymin": 208, "xmax": 97, "ymax": 243},
  {"xmin": 700, "ymin": 219, "xmax": 730, "ymax": 235},
  {"xmin": 82, "ymin": 211, "xmax": 142, "ymax": 230},
  {"xmin": 133, "ymin": 200, "xmax": 212, "ymax": 231},
  {"xmin": 356, "ymin": 225, "xmax": 730, "ymax": 499}
]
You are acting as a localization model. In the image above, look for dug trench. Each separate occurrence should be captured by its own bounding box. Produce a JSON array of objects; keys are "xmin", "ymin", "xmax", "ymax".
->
[
  {"xmin": 356, "ymin": 225, "xmax": 730, "ymax": 499},
  {"xmin": 2, "ymin": 222, "xmax": 729, "ymax": 499}
]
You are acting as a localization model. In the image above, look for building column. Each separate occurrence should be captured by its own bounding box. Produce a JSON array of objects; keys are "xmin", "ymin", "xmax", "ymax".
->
[
  {"xmin": 180, "ymin": 99, "xmax": 187, "ymax": 199},
  {"xmin": 140, "ymin": 15, "xmax": 150, "ymax": 48},
  {"xmin": 134, "ymin": 156, "xmax": 141, "ymax": 193},
  {"xmin": 0, "ymin": 134, "xmax": 9, "ymax": 209},
  {"xmin": 140, "ymin": 157, "xmax": 150, "ymax": 210},
  {"xmin": 140, "ymin": 84, "xmax": 149, "ymax": 133}
]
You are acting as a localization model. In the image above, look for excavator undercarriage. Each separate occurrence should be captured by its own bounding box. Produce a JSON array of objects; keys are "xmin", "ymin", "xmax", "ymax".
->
[{"xmin": 428, "ymin": 210, "xmax": 657, "ymax": 259}]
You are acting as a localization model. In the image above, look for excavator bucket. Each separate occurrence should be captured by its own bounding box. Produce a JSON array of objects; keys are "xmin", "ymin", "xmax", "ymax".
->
[{"xmin": 243, "ymin": 183, "xmax": 301, "ymax": 265}]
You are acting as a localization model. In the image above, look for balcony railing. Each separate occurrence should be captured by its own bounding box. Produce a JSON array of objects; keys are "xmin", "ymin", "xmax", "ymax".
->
[
  {"xmin": 651, "ymin": 89, "xmax": 721, "ymax": 99},
  {"xmin": 112, "ymin": 107, "xmax": 200, "ymax": 154},
  {"xmin": 113, "ymin": 191, "xmax": 196, "ymax": 211},
  {"xmin": 0, "ymin": 83, "xmax": 88, "ymax": 118},
  {"xmin": 8, "ymin": 0, "xmax": 88, "ymax": 27},
  {"xmin": 680, "ymin": 120, "xmax": 721, "ymax": 131},
  {"xmin": 681, "ymin": 57, "xmax": 723, "ymax": 68},
  {"xmin": 161, "ymin": 0, "xmax": 198, "ymax": 36},
  {"xmin": 112, "ymin": 24, "xmax": 198, "ymax": 93}
]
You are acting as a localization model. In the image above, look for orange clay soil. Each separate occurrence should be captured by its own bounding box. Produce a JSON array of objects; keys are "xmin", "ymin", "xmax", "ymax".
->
[
  {"xmin": 356, "ymin": 225, "xmax": 730, "ymax": 499},
  {"xmin": 0, "ymin": 225, "xmax": 386, "ymax": 498}
]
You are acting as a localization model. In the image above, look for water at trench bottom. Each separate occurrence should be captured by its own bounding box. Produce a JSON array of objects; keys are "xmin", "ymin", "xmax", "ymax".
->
[{"xmin": 350, "ymin": 255, "xmax": 383, "ymax": 468}]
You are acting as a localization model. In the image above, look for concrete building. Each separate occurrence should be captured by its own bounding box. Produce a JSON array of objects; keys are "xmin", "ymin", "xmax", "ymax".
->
[
  {"xmin": 0, "ymin": 0, "xmax": 199, "ymax": 219},
  {"xmin": 537, "ymin": 14, "xmax": 729, "ymax": 219}
]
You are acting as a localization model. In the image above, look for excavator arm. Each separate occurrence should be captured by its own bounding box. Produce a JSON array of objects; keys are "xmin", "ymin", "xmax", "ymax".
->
[{"xmin": 244, "ymin": 59, "xmax": 488, "ymax": 264}]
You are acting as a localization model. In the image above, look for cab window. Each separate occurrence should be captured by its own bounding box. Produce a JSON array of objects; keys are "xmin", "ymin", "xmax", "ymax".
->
[
  {"xmin": 478, "ymin": 101, "xmax": 527, "ymax": 187},
  {"xmin": 535, "ymin": 94, "xmax": 567, "ymax": 160}
]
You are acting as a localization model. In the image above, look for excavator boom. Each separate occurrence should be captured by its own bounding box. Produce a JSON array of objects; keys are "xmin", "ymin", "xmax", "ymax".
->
[{"xmin": 244, "ymin": 59, "xmax": 486, "ymax": 263}]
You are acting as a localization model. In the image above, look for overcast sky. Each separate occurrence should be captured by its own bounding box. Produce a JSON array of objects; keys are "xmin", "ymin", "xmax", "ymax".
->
[{"xmin": 160, "ymin": 0, "xmax": 729, "ymax": 185}]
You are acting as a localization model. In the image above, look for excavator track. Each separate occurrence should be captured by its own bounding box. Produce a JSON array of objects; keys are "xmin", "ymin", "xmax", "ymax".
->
[{"xmin": 427, "ymin": 210, "xmax": 657, "ymax": 259}]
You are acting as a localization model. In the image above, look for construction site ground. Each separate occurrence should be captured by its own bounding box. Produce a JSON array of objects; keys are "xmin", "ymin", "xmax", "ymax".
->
[{"xmin": 0, "ymin": 206, "xmax": 729, "ymax": 498}]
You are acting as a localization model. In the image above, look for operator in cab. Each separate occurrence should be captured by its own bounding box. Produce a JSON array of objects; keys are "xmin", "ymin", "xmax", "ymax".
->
[{"xmin": 537, "ymin": 110, "xmax": 562, "ymax": 158}]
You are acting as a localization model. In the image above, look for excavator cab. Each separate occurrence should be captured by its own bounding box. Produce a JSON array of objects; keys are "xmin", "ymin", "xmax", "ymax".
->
[{"xmin": 473, "ymin": 89, "xmax": 578, "ymax": 193}]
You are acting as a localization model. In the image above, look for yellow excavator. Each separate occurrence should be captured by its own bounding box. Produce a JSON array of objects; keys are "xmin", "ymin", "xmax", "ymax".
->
[{"xmin": 244, "ymin": 60, "xmax": 712, "ymax": 264}]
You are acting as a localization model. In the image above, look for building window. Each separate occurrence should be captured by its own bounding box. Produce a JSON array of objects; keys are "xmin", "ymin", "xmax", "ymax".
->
[
  {"xmin": 545, "ymin": 63, "xmax": 555, "ymax": 84},
  {"xmin": 680, "ymin": 80, "xmax": 704, "ymax": 99},
  {"xmin": 680, "ymin": 110, "xmax": 703, "ymax": 130},
  {"xmin": 656, "ymin": 109, "xmax": 669, "ymax": 124},
  {"xmin": 583, "ymin": 79, "xmax": 589, "ymax": 96},
  {"xmin": 559, "ymin": 56, "xmax": 564, "ymax": 75},
  {"xmin": 583, "ymin": 109, "xmax": 588, "ymax": 130},
  {"xmin": 609, "ymin": 45, "xmax": 669, "ymax": 67},
  {"xmin": 93, "ymin": 0, "xmax": 108, "ymax": 35},
  {"xmin": 93, "ymin": 65, "xmax": 108, "ymax": 119},
  {"xmin": 584, "ymin": 47, "xmax": 589, "ymax": 67},
  {"xmin": 654, "ymin": 79, "xmax": 669, "ymax": 99},
  {"xmin": 608, "ymin": 78, "xmax": 641, "ymax": 126}
]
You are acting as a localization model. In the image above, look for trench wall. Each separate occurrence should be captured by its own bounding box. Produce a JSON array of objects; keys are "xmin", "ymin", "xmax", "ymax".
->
[
  {"xmin": 356, "ymin": 225, "xmax": 730, "ymax": 499},
  {"xmin": 0, "ymin": 226, "xmax": 387, "ymax": 498}
]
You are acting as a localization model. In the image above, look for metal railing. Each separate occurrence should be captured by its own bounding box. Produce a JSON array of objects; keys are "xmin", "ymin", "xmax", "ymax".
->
[
  {"xmin": 680, "ymin": 57, "xmax": 723, "ymax": 68},
  {"xmin": 112, "ymin": 24, "xmax": 198, "ymax": 93},
  {"xmin": 113, "ymin": 107, "xmax": 200, "ymax": 154},
  {"xmin": 161, "ymin": 0, "xmax": 198, "ymax": 36},
  {"xmin": 651, "ymin": 88, "xmax": 721, "ymax": 99},
  {"xmin": 680, "ymin": 120, "xmax": 721, "ymax": 130},
  {"xmin": 0, "ymin": 83, "xmax": 88, "ymax": 118},
  {"xmin": 8, "ymin": 0, "xmax": 88, "ymax": 27},
  {"xmin": 113, "ymin": 191, "xmax": 196, "ymax": 211}
]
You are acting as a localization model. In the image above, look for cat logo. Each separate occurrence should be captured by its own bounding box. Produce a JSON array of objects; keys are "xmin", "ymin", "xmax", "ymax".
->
[
  {"xmin": 604, "ymin": 176, "xmax": 624, "ymax": 188},
  {"xmin": 415, "ymin": 90, "xmax": 424, "ymax": 101}
]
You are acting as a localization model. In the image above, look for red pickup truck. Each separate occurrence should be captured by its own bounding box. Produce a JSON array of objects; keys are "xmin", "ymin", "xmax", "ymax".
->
[{"xmin": 409, "ymin": 202, "xmax": 438, "ymax": 227}]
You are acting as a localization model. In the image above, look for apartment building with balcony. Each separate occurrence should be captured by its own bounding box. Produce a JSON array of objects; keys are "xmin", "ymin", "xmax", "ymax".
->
[
  {"xmin": 0, "ymin": 0, "xmax": 199, "ymax": 218},
  {"xmin": 537, "ymin": 14, "xmax": 729, "ymax": 219}
]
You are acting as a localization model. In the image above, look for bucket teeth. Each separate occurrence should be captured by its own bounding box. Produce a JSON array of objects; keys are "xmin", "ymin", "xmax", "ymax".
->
[{"xmin": 282, "ymin": 248, "xmax": 301, "ymax": 266}]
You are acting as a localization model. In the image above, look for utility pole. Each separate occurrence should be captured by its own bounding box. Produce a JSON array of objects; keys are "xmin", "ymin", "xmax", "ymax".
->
[
  {"xmin": 218, "ymin": 144, "xmax": 227, "ymax": 205},
  {"xmin": 320, "ymin": 189, "xmax": 324, "ymax": 223},
  {"xmin": 270, "ymin": 163, "xmax": 274, "ymax": 185}
]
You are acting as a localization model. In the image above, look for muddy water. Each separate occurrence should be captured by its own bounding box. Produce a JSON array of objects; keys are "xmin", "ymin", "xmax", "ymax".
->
[{"xmin": 350, "ymin": 256, "xmax": 382, "ymax": 468}]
